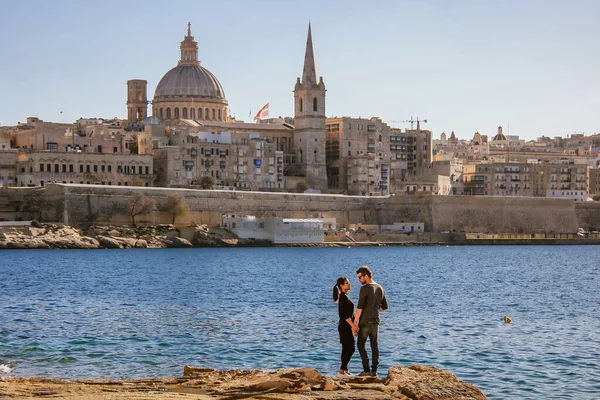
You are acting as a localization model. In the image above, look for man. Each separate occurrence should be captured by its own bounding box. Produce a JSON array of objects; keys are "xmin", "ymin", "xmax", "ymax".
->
[{"xmin": 353, "ymin": 265, "xmax": 388, "ymax": 378}]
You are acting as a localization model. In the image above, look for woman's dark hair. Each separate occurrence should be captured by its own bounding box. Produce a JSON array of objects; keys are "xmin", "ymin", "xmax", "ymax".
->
[{"xmin": 333, "ymin": 277, "xmax": 348, "ymax": 302}]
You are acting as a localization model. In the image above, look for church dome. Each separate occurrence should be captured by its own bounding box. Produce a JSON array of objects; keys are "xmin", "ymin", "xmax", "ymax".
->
[
  {"xmin": 493, "ymin": 132, "xmax": 507, "ymax": 141},
  {"xmin": 154, "ymin": 64, "xmax": 225, "ymax": 100}
]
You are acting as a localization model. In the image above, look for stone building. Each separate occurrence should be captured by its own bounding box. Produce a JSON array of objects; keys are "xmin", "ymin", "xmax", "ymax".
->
[
  {"xmin": 10, "ymin": 117, "xmax": 133, "ymax": 154},
  {"xmin": 325, "ymin": 116, "xmax": 432, "ymax": 195},
  {"xmin": 153, "ymin": 128, "xmax": 284, "ymax": 190},
  {"xmin": 534, "ymin": 162, "xmax": 588, "ymax": 201},
  {"xmin": 15, "ymin": 151, "xmax": 153, "ymax": 187},
  {"xmin": 589, "ymin": 168, "xmax": 600, "ymax": 197},
  {"xmin": 463, "ymin": 160, "xmax": 588, "ymax": 200},
  {"xmin": 0, "ymin": 149, "xmax": 17, "ymax": 187}
]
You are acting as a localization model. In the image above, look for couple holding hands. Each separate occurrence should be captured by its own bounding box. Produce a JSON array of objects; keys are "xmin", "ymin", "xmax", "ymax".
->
[{"xmin": 332, "ymin": 265, "xmax": 388, "ymax": 378}]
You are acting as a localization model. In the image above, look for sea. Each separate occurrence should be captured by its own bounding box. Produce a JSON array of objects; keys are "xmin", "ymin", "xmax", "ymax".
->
[{"xmin": 0, "ymin": 246, "xmax": 598, "ymax": 399}]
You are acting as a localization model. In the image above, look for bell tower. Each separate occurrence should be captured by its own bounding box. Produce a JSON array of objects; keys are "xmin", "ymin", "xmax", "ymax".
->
[
  {"xmin": 126, "ymin": 79, "xmax": 148, "ymax": 123},
  {"xmin": 293, "ymin": 23, "xmax": 328, "ymax": 191}
]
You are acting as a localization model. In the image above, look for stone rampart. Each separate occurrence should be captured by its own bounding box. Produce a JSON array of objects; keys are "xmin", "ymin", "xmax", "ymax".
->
[{"xmin": 38, "ymin": 184, "xmax": 597, "ymax": 233}]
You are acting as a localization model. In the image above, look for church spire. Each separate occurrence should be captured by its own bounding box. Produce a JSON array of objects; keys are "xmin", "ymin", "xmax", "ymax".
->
[
  {"xmin": 179, "ymin": 22, "xmax": 199, "ymax": 66},
  {"xmin": 302, "ymin": 23, "xmax": 316, "ymax": 85}
]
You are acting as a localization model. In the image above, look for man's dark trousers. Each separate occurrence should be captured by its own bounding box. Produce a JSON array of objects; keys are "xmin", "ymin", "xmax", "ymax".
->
[{"xmin": 357, "ymin": 321, "xmax": 379, "ymax": 373}]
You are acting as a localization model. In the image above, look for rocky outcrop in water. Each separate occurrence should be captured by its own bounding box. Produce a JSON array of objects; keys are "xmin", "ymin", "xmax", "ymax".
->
[
  {"xmin": 0, "ymin": 222, "xmax": 270, "ymax": 250},
  {"xmin": 0, "ymin": 365, "xmax": 488, "ymax": 399}
]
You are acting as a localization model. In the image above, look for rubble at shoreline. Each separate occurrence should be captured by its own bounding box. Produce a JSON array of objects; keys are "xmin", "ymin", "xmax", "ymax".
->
[
  {"xmin": 0, "ymin": 365, "xmax": 488, "ymax": 399},
  {"xmin": 0, "ymin": 222, "xmax": 271, "ymax": 250}
]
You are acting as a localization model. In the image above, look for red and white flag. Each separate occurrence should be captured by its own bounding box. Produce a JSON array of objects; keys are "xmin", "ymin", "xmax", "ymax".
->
[{"xmin": 253, "ymin": 103, "xmax": 269, "ymax": 121}]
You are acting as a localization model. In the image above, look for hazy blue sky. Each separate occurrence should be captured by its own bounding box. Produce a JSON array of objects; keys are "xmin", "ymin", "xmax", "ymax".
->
[{"xmin": 1, "ymin": 0, "xmax": 598, "ymax": 140}]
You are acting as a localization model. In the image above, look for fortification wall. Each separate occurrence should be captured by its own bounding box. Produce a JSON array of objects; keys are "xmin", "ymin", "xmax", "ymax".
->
[
  {"xmin": 39, "ymin": 184, "xmax": 593, "ymax": 233},
  {"xmin": 428, "ymin": 195, "xmax": 580, "ymax": 233},
  {"xmin": 574, "ymin": 202, "xmax": 600, "ymax": 231}
]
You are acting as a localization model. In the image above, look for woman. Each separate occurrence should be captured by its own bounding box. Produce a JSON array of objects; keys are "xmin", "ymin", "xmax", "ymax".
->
[{"xmin": 333, "ymin": 277, "xmax": 358, "ymax": 376}]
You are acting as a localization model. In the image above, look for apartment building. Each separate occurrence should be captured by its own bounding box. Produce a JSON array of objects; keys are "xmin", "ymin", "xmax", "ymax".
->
[
  {"xmin": 15, "ymin": 151, "xmax": 153, "ymax": 187},
  {"xmin": 154, "ymin": 130, "xmax": 284, "ymax": 190},
  {"xmin": 463, "ymin": 161, "xmax": 588, "ymax": 200},
  {"xmin": 325, "ymin": 117, "xmax": 432, "ymax": 193}
]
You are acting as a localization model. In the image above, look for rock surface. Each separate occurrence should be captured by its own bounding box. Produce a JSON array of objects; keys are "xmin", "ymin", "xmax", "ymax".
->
[
  {"xmin": 0, "ymin": 223, "xmax": 253, "ymax": 250},
  {"xmin": 0, "ymin": 365, "xmax": 487, "ymax": 399}
]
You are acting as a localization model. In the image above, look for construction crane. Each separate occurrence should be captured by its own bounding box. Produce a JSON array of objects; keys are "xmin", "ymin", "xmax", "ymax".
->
[{"xmin": 386, "ymin": 116, "xmax": 428, "ymax": 130}]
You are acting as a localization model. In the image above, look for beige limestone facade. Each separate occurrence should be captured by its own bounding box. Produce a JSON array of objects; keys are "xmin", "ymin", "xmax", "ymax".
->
[
  {"xmin": 15, "ymin": 151, "xmax": 153, "ymax": 187},
  {"xmin": 0, "ymin": 149, "xmax": 17, "ymax": 187},
  {"xmin": 463, "ymin": 161, "xmax": 588, "ymax": 200},
  {"xmin": 589, "ymin": 168, "xmax": 600, "ymax": 197},
  {"xmin": 153, "ymin": 129, "xmax": 284, "ymax": 190},
  {"xmin": 325, "ymin": 117, "xmax": 432, "ymax": 194},
  {"xmin": 10, "ymin": 117, "xmax": 134, "ymax": 154}
]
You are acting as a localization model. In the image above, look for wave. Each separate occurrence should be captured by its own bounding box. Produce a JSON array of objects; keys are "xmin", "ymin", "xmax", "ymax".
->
[{"xmin": 0, "ymin": 364, "xmax": 14, "ymax": 374}]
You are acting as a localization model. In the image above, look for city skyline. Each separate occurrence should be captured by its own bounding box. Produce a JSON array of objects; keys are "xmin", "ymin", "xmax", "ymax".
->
[{"xmin": 1, "ymin": 0, "xmax": 598, "ymax": 140}]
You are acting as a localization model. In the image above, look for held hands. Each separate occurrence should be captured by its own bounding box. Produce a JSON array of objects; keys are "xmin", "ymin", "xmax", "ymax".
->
[{"xmin": 352, "ymin": 324, "xmax": 359, "ymax": 336}]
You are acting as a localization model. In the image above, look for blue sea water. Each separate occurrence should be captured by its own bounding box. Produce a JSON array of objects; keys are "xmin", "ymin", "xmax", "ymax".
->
[{"xmin": 0, "ymin": 246, "xmax": 599, "ymax": 399}]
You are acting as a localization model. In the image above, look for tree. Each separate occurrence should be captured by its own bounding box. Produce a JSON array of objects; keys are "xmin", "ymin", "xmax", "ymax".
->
[
  {"xmin": 296, "ymin": 181, "xmax": 310, "ymax": 192},
  {"xmin": 128, "ymin": 192, "xmax": 154, "ymax": 226},
  {"xmin": 199, "ymin": 175, "xmax": 217, "ymax": 189},
  {"xmin": 593, "ymin": 194, "xmax": 600, "ymax": 201},
  {"xmin": 164, "ymin": 194, "xmax": 189, "ymax": 224}
]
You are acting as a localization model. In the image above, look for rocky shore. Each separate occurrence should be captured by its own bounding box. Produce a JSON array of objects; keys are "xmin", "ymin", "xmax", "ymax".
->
[
  {"xmin": 0, "ymin": 365, "xmax": 488, "ymax": 399},
  {"xmin": 0, "ymin": 222, "xmax": 271, "ymax": 250}
]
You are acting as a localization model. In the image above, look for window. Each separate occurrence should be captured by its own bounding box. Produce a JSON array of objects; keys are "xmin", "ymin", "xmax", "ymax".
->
[
  {"xmin": 299, "ymin": 98, "xmax": 303, "ymax": 112},
  {"xmin": 54, "ymin": 164, "xmax": 59, "ymax": 173},
  {"xmin": 198, "ymin": 108, "xmax": 202, "ymax": 119},
  {"xmin": 98, "ymin": 145, "xmax": 102, "ymax": 153},
  {"xmin": 182, "ymin": 108, "xmax": 187, "ymax": 118},
  {"xmin": 205, "ymin": 108, "xmax": 209, "ymax": 119},
  {"xmin": 145, "ymin": 166, "xmax": 149, "ymax": 174},
  {"xmin": 174, "ymin": 108, "xmax": 179, "ymax": 118},
  {"xmin": 218, "ymin": 109, "xmax": 221, "ymax": 120},
  {"xmin": 79, "ymin": 165, "xmax": 83, "ymax": 173},
  {"xmin": 212, "ymin": 109, "xmax": 215, "ymax": 119},
  {"xmin": 190, "ymin": 108, "xmax": 195, "ymax": 119},
  {"xmin": 101, "ymin": 165, "xmax": 105, "ymax": 172},
  {"xmin": 93, "ymin": 165, "xmax": 98, "ymax": 173},
  {"xmin": 160, "ymin": 108, "xmax": 163, "ymax": 118},
  {"xmin": 108, "ymin": 165, "xmax": 112, "ymax": 173},
  {"xmin": 86, "ymin": 165, "xmax": 90, "ymax": 173},
  {"xmin": 166, "ymin": 108, "xmax": 171, "ymax": 119},
  {"xmin": 40, "ymin": 164, "xmax": 44, "ymax": 172},
  {"xmin": 313, "ymin": 97, "xmax": 317, "ymax": 111},
  {"xmin": 69, "ymin": 164, "xmax": 73, "ymax": 173}
]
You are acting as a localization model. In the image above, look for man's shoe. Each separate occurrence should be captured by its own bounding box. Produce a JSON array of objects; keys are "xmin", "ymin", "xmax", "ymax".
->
[
  {"xmin": 371, "ymin": 371, "xmax": 378, "ymax": 378},
  {"xmin": 357, "ymin": 371, "xmax": 371, "ymax": 378}
]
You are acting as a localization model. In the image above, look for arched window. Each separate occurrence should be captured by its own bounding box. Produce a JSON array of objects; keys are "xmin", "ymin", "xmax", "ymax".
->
[
  {"xmin": 198, "ymin": 108, "xmax": 203, "ymax": 119},
  {"xmin": 182, "ymin": 108, "xmax": 188, "ymax": 118},
  {"xmin": 212, "ymin": 109, "xmax": 215, "ymax": 120},
  {"xmin": 218, "ymin": 109, "xmax": 221, "ymax": 120},
  {"xmin": 160, "ymin": 108, "xmax": 163, "ymax": 118},
  {"xmin": 205, "ymin": 108, "xmax": 209, "ymax": 119},
  {"xmin": 313, "ymin": 97, "xmax": 318, "ymax": 112},
  {"xmin": 166, "ymin": 108, "xmax": 171, "ymax": 119},
  {"xmin": 174, "ymin": 108, "xmax": 179, "ymax": 118},
  {"xmin": 314, "ymin": 149, "xmax": 318, "ymax": 162},
  {"xmin": 137, "ymin": 91, "xmax": 143, "ymax": 101},
  {"xmin": 299, "ymin": 98, "xmax": 303, "ymax": 112},
  {"xmin": 190, "ymin": 108, "xmax": 195, "ymax": 119},
  {"xmin": 184, "ymin": 51, "xmax": 188, "ymax": 60},
  {"xmin": 299, "ymin": 149, "xmax": 303, "ymax": 163}
]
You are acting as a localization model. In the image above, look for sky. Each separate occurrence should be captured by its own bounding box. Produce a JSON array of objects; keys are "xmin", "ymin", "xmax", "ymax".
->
[{"xmin": 1, "ymin": 0, "xmax": 598, "ymax": 141}]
